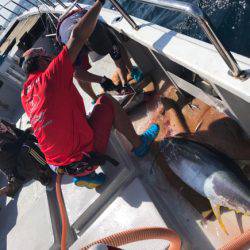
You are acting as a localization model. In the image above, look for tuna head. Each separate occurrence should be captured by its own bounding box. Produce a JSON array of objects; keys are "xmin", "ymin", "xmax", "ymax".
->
[{"xmin": 204, "ymin": 170, "xmax": 250, "ymax": 215}]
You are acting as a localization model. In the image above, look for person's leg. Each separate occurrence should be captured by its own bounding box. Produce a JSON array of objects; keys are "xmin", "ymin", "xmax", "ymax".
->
[
  {"xmin": 108, "ymin": 95, "xmax": 159, "ymax": 156},
  {"xmin": 74, "ymin": 94, "xmax": 159, "ymax": 188},
  {"xmin": 88, "ymin": 22, "xmax": 129, "ymax": 86},
  {"xmin": 119, "ymin": 45, "xmax": 133, "ymax": 74},
  {"xmin": 89, "ymin": 94, "xmax": 141, "ymax": 151},
  {"xmin": 108, "ymin": 40, "xmax": 130, "ymax": 87},
  {"xmin": 89, "ymin": 94, "xmax": 159, "ymax": 156},
  {"xmin": 107, "ymin": 95, "xmax": 142, "ymax": 148},
  {"xmin": 111, "ymin": 43, "xmax": 143, "ymax": 85},
  {"xmin": 113, "ymin": 57, "xmax": 128, "ymax": 86},
  {"xmin": 111, "ymin": 46, "xmax": 143, "ymax": 86}
]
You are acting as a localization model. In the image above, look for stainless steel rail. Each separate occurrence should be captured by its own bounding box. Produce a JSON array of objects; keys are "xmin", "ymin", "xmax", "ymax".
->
[
  {"xmin": 134, "ymin": 0, "xmax": 245, "ymax": 78},
  {"xmin": 36, "ymin": 0, "xmax": 59, "ymax": 20},
  {"xmin": 110, "ymin": 0, "xmax": 139, "ymax": 30},
  {"xmin": 0, "ymin": 0, "xmax": 245, "ymax": 78}
]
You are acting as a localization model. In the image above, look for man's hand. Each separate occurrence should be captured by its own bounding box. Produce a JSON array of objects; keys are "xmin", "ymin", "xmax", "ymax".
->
[{"xmin": 100, "ymin": 77, "xmax": 119, "ymax": 92}]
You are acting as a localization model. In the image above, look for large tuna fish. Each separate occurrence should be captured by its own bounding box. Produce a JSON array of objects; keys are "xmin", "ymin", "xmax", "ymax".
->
[{"xmin": 160, "ymin": 137, "xmax": 250, "ymax": 233}]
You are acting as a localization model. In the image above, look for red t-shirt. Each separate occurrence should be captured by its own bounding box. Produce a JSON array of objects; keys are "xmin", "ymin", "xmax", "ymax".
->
[{"xmin": 21, "ymin": 46, "xmax": 94, "ymax": 166}]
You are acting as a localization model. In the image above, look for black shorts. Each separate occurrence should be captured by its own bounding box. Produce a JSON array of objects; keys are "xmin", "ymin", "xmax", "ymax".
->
[
  {"xmin": 88, "ymin": 21, "xmax": 122, "ymax": 61},
  {"xmin": 58, "ymin": 9, "xmax": 122, "ymax": 61}
]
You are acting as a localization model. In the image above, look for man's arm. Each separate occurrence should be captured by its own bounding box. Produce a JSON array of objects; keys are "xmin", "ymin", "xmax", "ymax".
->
[
  {"xmin": 43, "ymin": 1, "xmax": 104, "ymax": 88},
  {"xmin": 75, "ymin": 70, "xmax": 103, "ymax": 83},
  {"xmin": 67, "ymin": 0, "xmax": 103, "ymax": 63}
]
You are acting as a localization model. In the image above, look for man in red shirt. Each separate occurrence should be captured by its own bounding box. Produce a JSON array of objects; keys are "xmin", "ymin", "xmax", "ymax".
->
[
  {"xmin": 21, "ymin": 0, "xmax": 159, "ymax": 188},
  {"xmin": 57, "ymin": 8, "xmax": 143, "ymax": 102},
  {"xmin": 57, "ymin": 8, "xmax": 122, "ymax": 102}
]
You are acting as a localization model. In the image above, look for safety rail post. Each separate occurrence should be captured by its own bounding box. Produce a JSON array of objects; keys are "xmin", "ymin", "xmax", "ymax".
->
[
  {"xmin": 133, "ymin": 0, "xmax": 246, "ymax": 79},
  {"xmin": 36, "ymin": 0, "xmax": 59, "ymax": 20},
  {"xmin": 110, "ymin": 0, "xmax": 140, "ymax": 30}
]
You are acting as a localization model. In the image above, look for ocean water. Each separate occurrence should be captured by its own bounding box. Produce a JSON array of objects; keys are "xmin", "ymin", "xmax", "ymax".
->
[
  {"xmin": 107, "ymin": 0, "xmax": 250, "ymax": 57},
  {"xmin": 3, "ymin": 0, "xmax": 250, "ymax": 57}
]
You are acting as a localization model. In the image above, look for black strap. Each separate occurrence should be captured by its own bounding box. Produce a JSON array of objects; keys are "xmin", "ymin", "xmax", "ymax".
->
[
  {"xmin": 2, "ymin": 131, "xmax": 40, "ymax": 181},
  {"xmin": 87, "ymin": 152, "xmax": 119, "ymax": 166},
  {"xmin": 63, "ymin": 152, "xmax": 119, "ymax": 176}
]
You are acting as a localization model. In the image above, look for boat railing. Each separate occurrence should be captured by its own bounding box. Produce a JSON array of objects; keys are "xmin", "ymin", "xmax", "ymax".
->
[
  {"xmin": 0, "ymin": 0, "xmax": 246, "ymax": 79},
  {"xmin": 129, "ymin": 0, "xmax": 245, "ymax": 79}
]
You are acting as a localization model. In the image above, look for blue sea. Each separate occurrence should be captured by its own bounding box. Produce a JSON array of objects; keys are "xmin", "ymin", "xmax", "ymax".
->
[{"xmin": 3, "ymin": 0, "xmax": 250, "ymax": 57}]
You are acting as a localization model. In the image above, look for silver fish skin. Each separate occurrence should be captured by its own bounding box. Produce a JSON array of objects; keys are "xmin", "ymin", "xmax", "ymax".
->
[{"xmin": 160, "ymin": 137, "xmax": 250, "ymax": 214}]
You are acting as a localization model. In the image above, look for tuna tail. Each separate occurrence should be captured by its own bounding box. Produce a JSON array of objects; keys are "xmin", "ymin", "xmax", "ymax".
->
[{"xmin": 210, "ymin": 200, "xmax": 228, "ymax": 234}]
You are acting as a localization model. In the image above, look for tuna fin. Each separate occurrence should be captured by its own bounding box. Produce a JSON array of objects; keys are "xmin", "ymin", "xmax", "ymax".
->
[
  {"xmin": 244, "ymin": 211, "xmax": 250, "ymax": 216},
  {"xmin": 210, "ymin": 201, "xmax": 228, "ymax": 234},
  {"xmin": 201, "ymin": 209, "xmax": 213, "ymax": 219}
]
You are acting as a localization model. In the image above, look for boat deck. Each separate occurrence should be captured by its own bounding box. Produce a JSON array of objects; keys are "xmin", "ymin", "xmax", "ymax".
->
[{"xmin": 1, "ymin": 53, "xmax": 250, "ymax": 250}]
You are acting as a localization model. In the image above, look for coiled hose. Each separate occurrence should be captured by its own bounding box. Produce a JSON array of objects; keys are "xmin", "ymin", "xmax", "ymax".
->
[
  {"xmin": 82, "ymin": 227, "xmax": 181, "ymax": 250},
  {"xmin": 56, "ymin": 173, "xmax": 249, "ymax": 250},
  {"xmin": 219, "ymin": 229, "xmax": 250, "ymax": 250},
  {"xmin": 56, "ymin": 174, "xmax": 68, "ymax": 250},
  {"xmin": 55, "ymin": 174, "xmax": 181, "ymax": 250}
]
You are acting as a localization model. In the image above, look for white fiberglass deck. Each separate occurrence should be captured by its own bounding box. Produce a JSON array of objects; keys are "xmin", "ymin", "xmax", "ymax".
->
[
  {"xmin": 0, "ymin": 55, "xmax": 172, "ymax": 250},
  {"xmin": 1, "ymin": 52, "xmax": 245, "ymax": 250}
]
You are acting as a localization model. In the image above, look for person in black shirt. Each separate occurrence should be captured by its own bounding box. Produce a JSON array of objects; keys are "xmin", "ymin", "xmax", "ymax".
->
[{"xmin": 0, "ymin": 120, "xmax": 52, "ymax": 198}]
